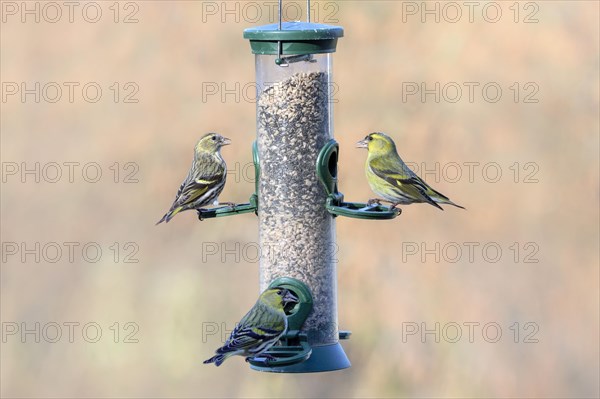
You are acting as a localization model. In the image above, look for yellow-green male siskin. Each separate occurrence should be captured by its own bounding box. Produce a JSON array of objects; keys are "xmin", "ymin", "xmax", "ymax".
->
[
  {"xmin": 157, "ymin": 133, "xmax": 231, "ymax": 224},
  {"xmin": 203, "ymin": 287, "xmax": 298, "ymax": 366},
  {"xmin": 357, "ymin": 132, "xmax": 465, "ymax": 210}
]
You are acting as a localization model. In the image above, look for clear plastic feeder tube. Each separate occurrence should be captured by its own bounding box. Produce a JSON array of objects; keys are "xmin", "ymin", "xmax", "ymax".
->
[{"xmin": 255, "ymin": 53, "xmax": 338, "ymax": 346}]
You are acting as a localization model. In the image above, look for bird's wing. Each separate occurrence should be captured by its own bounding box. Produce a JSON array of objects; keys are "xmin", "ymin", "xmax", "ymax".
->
[
  {"xmin": 217, "ymin": 324, "xmax": 284, "ymax": 354},
  {"xmin": 172, "ymin": 168, "xmax": 225, "ymax": 209},
  {"xmin": 217, "ymin": 303, "xmax": 286, "ymax": 354},
  {"xmin": 370, "ymin": 158, "xmax": 443, "ymax": 209},
  {"xmin": 397, "ymin": 176, "xmax": 445, "ymax": 209},
  {"xmin": 401, "ymin": 174, "xmax": 449, "ymax": 201},
  {"xmin": 412, "ymin": 175, "xmax": 450, "ymax": 201}
]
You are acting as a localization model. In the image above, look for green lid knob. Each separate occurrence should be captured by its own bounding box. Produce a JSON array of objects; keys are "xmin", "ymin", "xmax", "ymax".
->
[{"xmin": 243, "ymin": 21, "xmax": 343, "ymax": 55}]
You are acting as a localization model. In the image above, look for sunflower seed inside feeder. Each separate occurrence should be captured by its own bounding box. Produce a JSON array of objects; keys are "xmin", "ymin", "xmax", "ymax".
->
[{"xmin": 257, "ymin": 71, "xmax": 339, "ymax": 345}]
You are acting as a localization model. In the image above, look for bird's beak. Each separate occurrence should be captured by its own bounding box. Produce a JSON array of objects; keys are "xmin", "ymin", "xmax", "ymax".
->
[
  {"xmin": 356, "ymin": 139, "xmax": 368, "ymax": 149},
  {"xmin": 220, "ymin": 137, "xmax": 232, "ymax": 146},
  {"xmin": 282, "ymin": 290, "xmax": 299, "ymax": 305}
]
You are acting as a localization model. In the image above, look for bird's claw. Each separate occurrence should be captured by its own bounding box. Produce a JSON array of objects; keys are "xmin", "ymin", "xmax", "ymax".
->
[
  {"xmin": 220, "ymin": 202, "xmax": 237, "ymax": 210},
  {"xmin": 367, "ymin": 198, "xmax": 382, "ymax": 206},
  {"xmin": 249, "ymin": 353, "xmax": 277, "ymax": 364},
  {"xmin": 196, "ymin": 209, "xmax": 205, "ymax": 221},
  {"xmin": 388, "ymin": 202, "xmax": 403, "ymax": 212}
]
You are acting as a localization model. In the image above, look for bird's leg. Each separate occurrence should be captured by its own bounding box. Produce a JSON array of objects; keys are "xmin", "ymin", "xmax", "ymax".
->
[
  {"xmin": 368, "ymin": 198, "xmax": 402, "ymax": 212},
  {"xmin": 372, "ymin": 198, "xmax": 397, "ymax": 207},
  {"xmin": 389, "ymin": 203, "xmax": 403, "ymax": 214},
  {"xmin": 248, "ymin": 353, "xmax": 277, "ymax": 364},
  {"xmin": 259, "ymin": 354, "xmax": 277, "ymax": 363},
  {"xmin": 220, "ymin": 202, "xmax": 237, "ymax": 210},
  {"xmin": 367, "ymin": 198, "xmax": 383, "ymax": 206}
]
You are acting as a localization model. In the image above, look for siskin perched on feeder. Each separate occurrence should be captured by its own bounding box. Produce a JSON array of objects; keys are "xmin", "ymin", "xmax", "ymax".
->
[
  {"xmin": 157, "ymin": 133, "xmax": 231, "ymax": 224},
  {"xmin": 357, "ymin": 132, "xmax": 465, "ymax": 211},
  {"xmin": 203, "ymin": 287, "xmax": 298, "ymax": 367}
]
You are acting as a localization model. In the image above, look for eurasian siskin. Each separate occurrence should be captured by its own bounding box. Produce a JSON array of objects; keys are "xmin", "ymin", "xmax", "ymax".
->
[
  {"xmin": 157, "ymin": 133, "xmax": 231, "ymax": 224},
  {"xmin": 357, "ymin": 132, "xmax": 465, "ymax": 210},
  {"xmin": 203, "ymin": 287, "xmax": 298, "ymax": 366}
]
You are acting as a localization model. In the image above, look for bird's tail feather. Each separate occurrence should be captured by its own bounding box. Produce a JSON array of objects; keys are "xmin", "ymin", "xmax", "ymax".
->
[
  {"xmin": 156, "ymin": 206, "xmax": 183, "ymax": 225},
  {"xmin": 444, "ymin": 200, "xmax": 466, "ymax": 210},
  {"xmin": 428, "ymin": 199, "xmax": 444, "ymax": 210},
  {"xmin": 421, "ymin": 193, "xmax": 444, "ymax": 210},
  {"xmin": 203, "ymin": 352, "xmax": 232, "ymax": 367}
]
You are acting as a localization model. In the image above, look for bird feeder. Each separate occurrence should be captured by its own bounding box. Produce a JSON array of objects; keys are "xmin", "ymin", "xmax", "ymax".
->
[
  {"xmin": 239, "ymin": 0, "xmax": 403, "ymax": 373},
  {"xmin": 243, "ymin": 1, "xmax": 353, "ymax": 373}
]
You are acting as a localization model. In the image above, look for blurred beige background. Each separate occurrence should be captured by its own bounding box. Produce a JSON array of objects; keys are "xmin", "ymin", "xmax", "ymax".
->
[{"xmin": 1, "ymin": 1, "xmax": 598, "ymax": 397}]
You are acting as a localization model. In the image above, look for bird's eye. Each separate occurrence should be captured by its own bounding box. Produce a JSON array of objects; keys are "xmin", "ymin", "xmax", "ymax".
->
[
  {"xmin": 276, "ymin": 290, "xmax": 282, "ymax": 295},
  {"xmin": 211, "ymin": 136, "xmax": 217, "ymax": 141},
  {"xmin": 367, "ymin": 136, "xmax": 372, "ymax": 141}
]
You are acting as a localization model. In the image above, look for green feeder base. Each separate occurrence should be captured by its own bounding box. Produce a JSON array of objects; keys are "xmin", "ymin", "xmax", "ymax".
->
[{"xmin": 250, "ymin": 342, "xmax": 350, "ymax": 373}]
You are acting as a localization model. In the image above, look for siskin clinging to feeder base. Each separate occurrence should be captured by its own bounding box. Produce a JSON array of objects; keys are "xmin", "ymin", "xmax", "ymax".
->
[
  {"xmin": 157, "ymin": 133, "xmax": 231, "ymax": 224},
  {"xmin": 203, "ymin": 287, "xmax": 298, "ymax": 366},
  {"xmin": 357, "ymin": 132, "xmax": 465, "ymax": 211}
]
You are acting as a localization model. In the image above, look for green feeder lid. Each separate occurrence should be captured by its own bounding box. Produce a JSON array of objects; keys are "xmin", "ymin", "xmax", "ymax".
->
[{"xmin": 243, "ymin": 22, "xmax": 343, "ymax": 55}]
